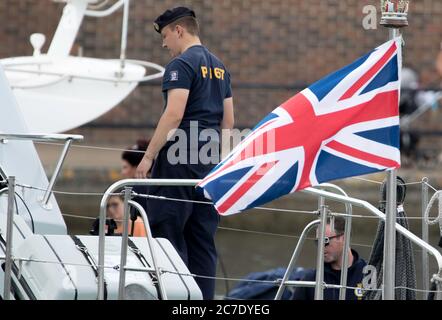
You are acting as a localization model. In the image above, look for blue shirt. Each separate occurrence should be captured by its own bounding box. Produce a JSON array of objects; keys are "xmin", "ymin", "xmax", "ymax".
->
[{"xmin": 162, "ymin": 45, "xmax": 232, "ymax": 134}]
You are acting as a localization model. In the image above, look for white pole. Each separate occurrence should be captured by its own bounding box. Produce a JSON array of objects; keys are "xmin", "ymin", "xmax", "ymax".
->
[
  {"xmin": 3, "ymin": 176, "xmax": 15, "ymax": 300},
  {"xmin": 421, "ymin": 177, "xmax": 429, "ymax": 297},
  {"xmin": 383, "ymin": 169, "xmax": 397, "ymax": 299},
  {"xmin": 117, "ymin": 187, "xmax": 132, "ymax": 300},
  {"xmin": 379, "ymin": 0, "xmax": 409, "ymax": 300},
  {"xmin": 314, "ymin": 200, "xmax": 327, "ymax": 300}
]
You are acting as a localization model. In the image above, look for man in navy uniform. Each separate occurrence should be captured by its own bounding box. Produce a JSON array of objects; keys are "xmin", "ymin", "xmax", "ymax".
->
[
  {"xmin": 136, "ymin": 7, "xmax": 234, "ymax": 299},
  {"xmin": 292, "ymin": 216, "xmax": 367, "ymax": 300}
]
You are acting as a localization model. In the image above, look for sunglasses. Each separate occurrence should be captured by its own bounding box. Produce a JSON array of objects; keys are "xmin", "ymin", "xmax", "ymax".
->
[{"xmin": 314, "ymin": 234, "xmax": 343, "ymax": 247}]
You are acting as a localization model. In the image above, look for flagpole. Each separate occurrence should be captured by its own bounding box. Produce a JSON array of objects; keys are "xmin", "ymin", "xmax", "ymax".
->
[{"xmin": 379, "ymin": 0, "xmax": 409, "ymax": 300}]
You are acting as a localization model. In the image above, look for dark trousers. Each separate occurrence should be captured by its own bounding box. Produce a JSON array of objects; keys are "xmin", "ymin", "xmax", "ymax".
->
[{"xmin": 147, "ymin": 148, "xmax": 219, "ymax": 300}]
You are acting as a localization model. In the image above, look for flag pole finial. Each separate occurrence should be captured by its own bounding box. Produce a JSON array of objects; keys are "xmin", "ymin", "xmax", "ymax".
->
[{"xmin": 380, "ymin": 0, "xmax": 409, "ymax": 28}]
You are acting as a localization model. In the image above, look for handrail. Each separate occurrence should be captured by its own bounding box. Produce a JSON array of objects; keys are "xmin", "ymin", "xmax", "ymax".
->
[
  {"xmin": 97, "ymin": 179, "xmax": 442, "ymax": 299},
  {"xmin": 87, "ymin": 0, "xmax": 110, "ymax": 10},
  {"xmin": 314, "ymin": 183, "xmax": 353, "ymax": 300},
  {"xmin": 421, "ymin": 177, "xmax": 430, "ymax": 296},
  {"xmin": 1, "ymin": 58, "xmax": 52, "ymax": 67},
  {"xmin": 84, "ymin": 0, "xmax": 126, "ymax": 17},
  {"xmin": 10, "ymin": 75, "xmax": 71, "ymax": 90},
  {"xmin": 3, "ymin": 58, "xmax": 164, "ymax": 85},
  {"xmin": 302, "ymin": 187, "xmax": 442, "ymax": 279},
  {"xmin": 0, "ymin": 133, "xmax": 83, "ymax": 209},
  {"xmin": 3, "ymin": 177, "xmax": 15, "ymax": 300},
  {"xmin": 52, "ymin": 0, "xmax": 125, "ymax": 17},
  {"xmin": 118, "ymin": 59, "xmax": 165, "ymax": 82},
  {"xmin": 97, "ymin": 179, "xmax": 199, "ymax": 299},
  {"xmin": 0, "ymin": 133, "xmax": 83, "ymax": 143},
  {"xmin": 274, "ymin": 219, "xmax": 320, "ymax": 299}
]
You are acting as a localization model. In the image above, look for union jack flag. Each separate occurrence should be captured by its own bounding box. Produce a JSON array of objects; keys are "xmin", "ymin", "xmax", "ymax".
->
[{"xmin": 198, "ymin": 38, "xmax": 402, "ymax": 216}]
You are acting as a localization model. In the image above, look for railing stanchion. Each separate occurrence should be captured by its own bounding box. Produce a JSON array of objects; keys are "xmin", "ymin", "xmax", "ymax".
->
[
  {"xmin": 314, "ymin": 201, "xmax": 327, "ymax": 300},
  {"xmin": 422, "ymin": 177, "xmax": 430, "ymax": 298},
  {"xmin": 3, "ymin": 176, "xmax": 16, "ymax": 300},
  {"xmin": 117, "ymin": 187, "xmax": 132, "ymax": 300}
]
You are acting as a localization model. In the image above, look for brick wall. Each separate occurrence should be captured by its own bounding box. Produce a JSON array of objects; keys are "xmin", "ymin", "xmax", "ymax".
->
[{"xmin": 1, "ymin": 0, "xmax": 441, "ymax": 138}]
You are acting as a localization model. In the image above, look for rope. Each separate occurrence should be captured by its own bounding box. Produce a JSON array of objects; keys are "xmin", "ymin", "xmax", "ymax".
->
[
  {"xmin": 403, "ymin": 181, "xmax": 426, "ymax": 186},
  {"xmin": 34, "ymin": 141, "xmax": 146, "ymax": 154},
  {"xmin": 2, "ymin": 255, "xmax": 440, "ymax": 296},
  {"xmin": 135, "ymin": 193, "xmax": 318, "ymax": 215},
  {"xmin": 351, "ymin": 177, "xmax": 383, "ymax": 184},
  {"xmin": 32, "ymin": 141, "xmax": 439, "ymax": 193},
  {"xmin": 364, "ymin": 207, "xmax": 417, "ymax": 300},
  {"xmin": 9, "ymin": 184, "xmax": 430, "ymax": 255},
  {"xmin": 332, "ymin": 211, "xmax": 430, "ymax": 220},
  {"xmin": 161, "ymin": 269, "xmax": 442, "ymax": 295},
  {"xmin": 60, "ymin": 212, "xmax": 378, "ymax": 249},
  {"xmin": 218, "ymin": 226, "xmax": 301, "ymax": 239},
  {"xmin": 217, "ymin": 226, "xmax": 374, "ymax": 249},
  {"xmin": 31, "ymin": 141, "xmax": 437, "ymax": 192},
  {"xmin": 15, "ymin": 184, "xmax": 116, "ymax": 197},
  {"xmin": 5, "ymin": 142, "xmax": 442, "ymax": 299},
  {"xmin": 0, "ymin": 255, "xmax": 119, "ymax": 270},
  {"xmin": 426, "ymin": 182, "xmax": 439, "ymax": 193},
  {"xmin": 423, "ymin": 190, "xmax": 442, "ymax": 226},
  {"xmin": 15, "ymin": 184, "xmax": 318, "ymax": 215},
  {"xmin": 62, "ymin": 213, "xmax": 96, "ymax": 220},
  {"xmin": 59, "ymin": 212, "xmax": 376, "ymax": 250},
  {"xmin": 351, "ymin": 176, "xmax": 433, "ymax": 187}
]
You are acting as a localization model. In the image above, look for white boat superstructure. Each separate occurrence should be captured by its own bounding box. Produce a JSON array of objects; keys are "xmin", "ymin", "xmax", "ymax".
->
[
  {"xmin": 0, "ymin": 63, "xmax": 201, "ymax": 300},
  {"xmin": 0, "ymin": 0, "xmax": 164, "ymax": 133}
]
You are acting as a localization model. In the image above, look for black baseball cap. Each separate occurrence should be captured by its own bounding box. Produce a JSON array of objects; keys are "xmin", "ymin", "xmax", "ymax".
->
[{"xmin": 153, "ymin": 7, "xmax": 196, "ymax": 33}]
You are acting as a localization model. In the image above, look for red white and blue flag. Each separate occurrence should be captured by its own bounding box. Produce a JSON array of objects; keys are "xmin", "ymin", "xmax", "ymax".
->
[{"xmin": 198, "ymin": 38, "xmax": 402, "ymax": 216}]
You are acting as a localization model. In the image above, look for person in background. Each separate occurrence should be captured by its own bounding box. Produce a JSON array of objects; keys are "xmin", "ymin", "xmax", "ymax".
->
[
  {"xmin": 106, "ymin": 192, "xmax": 146, "ymax": 237},
  {"xmin": 89, "ymin": 191, "xmax": 147, "ymax": 237},
  {"xmin": 121, "ymin": 139, "xmax": 151, "ymax": 179},
  {"xmin": 121, "ymin": 139, "xmax": 151, "ymax": 216},
  {"xmin": 291, "ymin": 216, "xmax": 367, "ymax": 300}
]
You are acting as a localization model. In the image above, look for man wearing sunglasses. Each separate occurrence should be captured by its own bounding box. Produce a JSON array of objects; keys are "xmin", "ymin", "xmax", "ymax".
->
[{"xmin": 292, "ymin": 216, "xmax": 367, "ymax": 300}]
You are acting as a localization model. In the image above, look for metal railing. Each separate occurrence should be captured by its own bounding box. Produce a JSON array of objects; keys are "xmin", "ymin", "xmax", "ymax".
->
[
  {"xmin": 0, "ymin": 133, "xmax": 83, "ymax": 209},
  {"xmin": 302, "ymin": 186, "xmax": 442, "ymax": 300},
  {"xmin": 95, "ymin": 179, "xmax": 442, "ymax": 300},
  {"xmin": 115, "ymin": 186, "xmax": 168, "ymax": 300},
  {"xmin": 313, "ymin": 184, "xmax": 353, "ymax": 300},
  {"xmin": 2, "ymin": 175, "xmax": 442, "ymax": 299},
  {"xmin": 421, "ymin": 177, "xmax": 430, "ymax": 296},
  {"xmin": 97, "ymin": 179, "xmax": 199, "ymax": 300},
  {"xmin": 3, "ymin": 177, "xmax": 16, "ymax": 300},
  {"xmin": 2, "ymin": 59, "xmax": 165, "ymax": 89}
]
